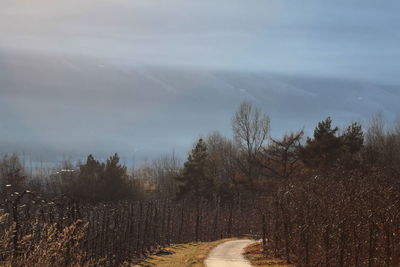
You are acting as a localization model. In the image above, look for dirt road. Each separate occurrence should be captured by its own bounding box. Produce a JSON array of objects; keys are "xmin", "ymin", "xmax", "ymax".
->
[{"xmin": 204, "ymin": 239, "xmax": 255, "ymax": 267}]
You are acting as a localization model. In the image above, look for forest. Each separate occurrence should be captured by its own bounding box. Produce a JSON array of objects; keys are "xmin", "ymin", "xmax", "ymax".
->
[{"xmin": 1, "ymin": 101, "xmax": 400, "ymax": 266}]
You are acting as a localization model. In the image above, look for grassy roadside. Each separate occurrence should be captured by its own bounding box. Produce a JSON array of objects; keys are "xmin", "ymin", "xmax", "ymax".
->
[
  {"xmin": 244, "ymin": 242, "xmax": 294, "ymax": 267},
  {"xmin": 131, "ymin": 239, "xmax": 234, "ymax": 267}
]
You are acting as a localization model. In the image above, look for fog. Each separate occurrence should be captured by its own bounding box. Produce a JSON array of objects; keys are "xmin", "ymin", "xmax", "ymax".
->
[{"xmin": 1, "ymin": 0, "xmax": 400, "ymax": 162}]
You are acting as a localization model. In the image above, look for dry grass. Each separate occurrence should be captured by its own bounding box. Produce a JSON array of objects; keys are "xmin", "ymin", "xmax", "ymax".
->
[
  {"xmin": 243, "ymin": 242, "xmax": 294, "ymax": 267},
  {"xmin": 131, "ymin": 239, "xmax": 234, "ymax": 267},
  {"xmin": 0, "ymin": 219, "xmax": 104, "ymax": 267}
]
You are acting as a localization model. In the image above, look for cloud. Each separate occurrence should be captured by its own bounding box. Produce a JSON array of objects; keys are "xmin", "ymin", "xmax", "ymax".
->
[{"xmin": 1, "ymin": 0, "xmax": 397, "ymax": 83}]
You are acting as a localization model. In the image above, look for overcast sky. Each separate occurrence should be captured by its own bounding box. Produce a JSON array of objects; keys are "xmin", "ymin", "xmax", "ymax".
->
[{"xmin": 1, "ymin": 0, "xmax": 399, "ymax": 163}]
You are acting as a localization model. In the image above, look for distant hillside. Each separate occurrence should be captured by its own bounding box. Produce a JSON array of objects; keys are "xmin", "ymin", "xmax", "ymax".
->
[{"xmin": 1, "ymin": 50, "xmax": 399, "ymax": 160}]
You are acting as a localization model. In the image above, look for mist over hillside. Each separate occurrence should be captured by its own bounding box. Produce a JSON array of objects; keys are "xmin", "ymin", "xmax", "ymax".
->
[
  {"xmin": 1, "ymin": 0, "xmax": 400, "ymax": 162},
  {"xmin": 1, "ymin": 51, "xmax": 398, "ymax": 162}
]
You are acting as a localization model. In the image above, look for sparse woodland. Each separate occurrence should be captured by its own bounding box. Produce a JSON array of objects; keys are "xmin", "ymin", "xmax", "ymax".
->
[{"xmin": 1, "ymin": 103, "xmax": 400, "ymax": 266}]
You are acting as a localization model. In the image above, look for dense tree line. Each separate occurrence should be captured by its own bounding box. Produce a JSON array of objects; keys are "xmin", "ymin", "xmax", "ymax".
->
[
  {"xmin": 1, "ymin": 101, "xmax": 400, "ymax": 266},
  {"xmin": 256, "ymin": 113, "xmax": 400, "ymax": 266}
]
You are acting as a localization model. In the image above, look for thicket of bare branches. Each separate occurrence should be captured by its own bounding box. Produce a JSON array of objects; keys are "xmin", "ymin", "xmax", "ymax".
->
[
  {"xmin": 0, "ymin": 192, "xmax": 258, "ymax": 266},
  {"xmin": 256, "ymin": 114, "xmax": 400, "ymax": 267},
  {"xmin": 260, "ymin": 170, "xmax": 400, "ymax": 267}
]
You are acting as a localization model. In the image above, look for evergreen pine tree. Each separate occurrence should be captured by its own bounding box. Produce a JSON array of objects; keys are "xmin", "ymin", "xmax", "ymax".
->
[
  {"xmin": 341, "ymin": 122, "xmax": 364, "ymax": 154},
  {"xmin": 301, "ymin": 117, "xmax": 341, "ymax": 170},
  {"xmin": 340, "ymin": 122, "xmax": 364, "ymax": 168},
  {"xmin": 176, "ymin": 139, "xmax": 214, "ymax": 199},
  {"xmin": 76, "ymin": 153, "xmax": 133, "ymax": 202}
]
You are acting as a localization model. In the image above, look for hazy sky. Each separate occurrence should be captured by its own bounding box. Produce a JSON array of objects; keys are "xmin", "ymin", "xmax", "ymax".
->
[{"xmin": 1, "ymin": 0, "xmax": 399, "ymax": 163}]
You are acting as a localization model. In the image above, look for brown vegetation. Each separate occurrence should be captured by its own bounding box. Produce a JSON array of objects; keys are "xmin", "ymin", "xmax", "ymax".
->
[
  {"xmin": 132, "ymin": 238, "xmax": 232, "ymax": 267},
  {"xmin": 0, "ymin": 194, "xmax": 258, "ymax": 266},
  {"xmin": 1, "ymin": 102, "xmax": 400, "ymax": 266},
  {"xmin": 244, "ymin": 242, "xmax": 293, "ymax": 267}
]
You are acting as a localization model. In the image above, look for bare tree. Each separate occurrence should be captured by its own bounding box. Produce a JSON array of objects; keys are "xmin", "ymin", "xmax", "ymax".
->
[
  {"xmin": 365, "ymin": 112, "xmax": 385, "ymax": 148},
  {"xmin": 0, "ymin": 154, "xmax": 26, "ymax": 199},
  {"xmin": 232, "ymin": 101, "xmax": 270, "ymax": 186},
  {"xmin": 152, "ymin": 152, "xmax": 181, "ymax": 198},
  {"xmin": 233, "ymin": 101, "xmax": 270, "ymax": 157},
  {"xmin": 205, "ymin": 131, "xmax": 240, "ymax": 196}
]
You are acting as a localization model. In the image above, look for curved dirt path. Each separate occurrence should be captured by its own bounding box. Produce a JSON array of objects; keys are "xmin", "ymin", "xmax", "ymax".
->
[{"xmin": 204, "ymin": 239, "xmax": 255, "ymax": 267}]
